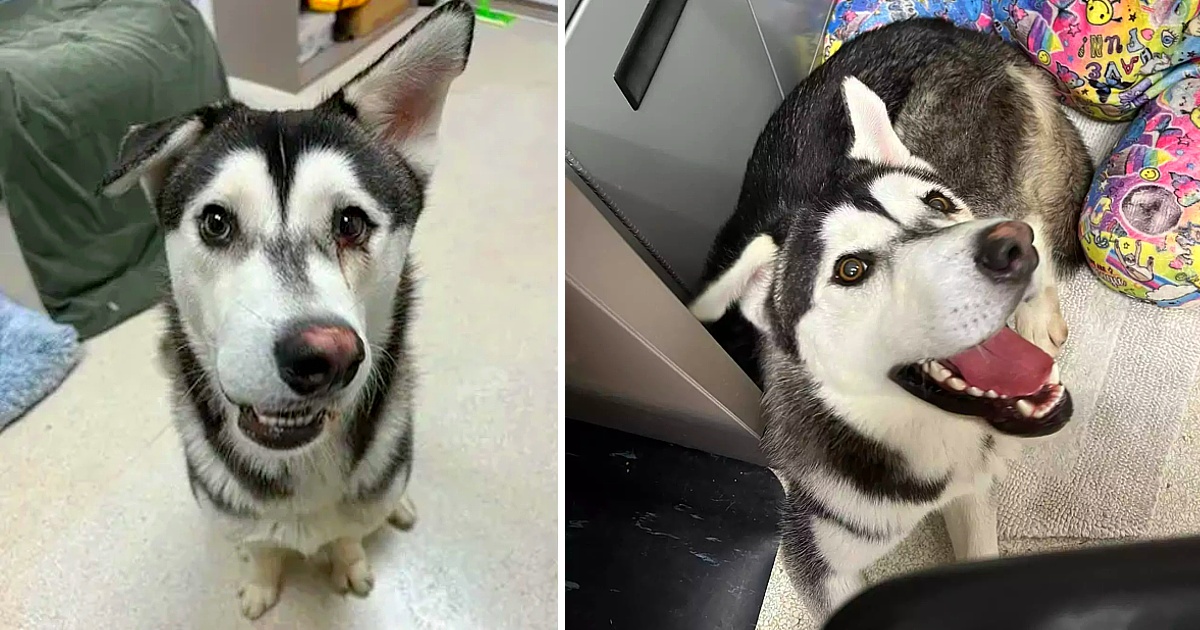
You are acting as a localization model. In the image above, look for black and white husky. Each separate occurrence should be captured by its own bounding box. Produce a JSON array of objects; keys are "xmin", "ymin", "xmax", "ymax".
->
[
  {"xmin": 690, "ymin": 20, "xmax": 1092, "ymax": 619},
  {"xmin": 97, "ymin": 2, "xmax": 474, "ymax": 619}
]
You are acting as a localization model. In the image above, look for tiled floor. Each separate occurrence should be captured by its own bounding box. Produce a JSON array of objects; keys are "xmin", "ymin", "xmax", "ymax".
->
[{"xmin": 0, "ymin": 13, "xmax": 558, "ymax": 630}]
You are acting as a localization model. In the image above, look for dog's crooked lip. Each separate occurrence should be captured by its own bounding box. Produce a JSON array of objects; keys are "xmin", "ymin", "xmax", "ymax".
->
[
  {"xmin": 236, "ymin": 405, "xmax": 327, "ymax": 450},
  {"xmin": 888, "ymin": 361, "xmax": 1072, "ymax": 437}
]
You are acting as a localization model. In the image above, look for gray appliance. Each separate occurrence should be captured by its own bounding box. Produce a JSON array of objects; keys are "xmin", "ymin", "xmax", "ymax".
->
[{"xmin": 565, "ymin": 0, "xmax": 834, "ymax": 462}]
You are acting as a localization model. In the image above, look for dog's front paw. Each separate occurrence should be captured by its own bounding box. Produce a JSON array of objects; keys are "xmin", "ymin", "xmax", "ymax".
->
[
  {"xmin": 331, "ymin": 558, "xmax": 375, "ymax": 597},
  {"xmin": 387, "ymin": 495, "xmax": 418, "ymax": 530},
  {"xmin": 238, "ymin": 582, "xmax": 280, "ymax": 620},
  {"xmin": 1014, "ymin": 296, "xmax": 1068, "ymax": 358}
]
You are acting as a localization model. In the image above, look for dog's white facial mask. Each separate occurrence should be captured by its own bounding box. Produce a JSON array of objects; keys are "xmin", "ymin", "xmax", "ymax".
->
[
  {"xmin": 693, "ymin": 77, "xmax": 1066, "ymax": 431},
  {"xmin": 98, "ymin": 5, "xmax": 474, "ymax": 446}
]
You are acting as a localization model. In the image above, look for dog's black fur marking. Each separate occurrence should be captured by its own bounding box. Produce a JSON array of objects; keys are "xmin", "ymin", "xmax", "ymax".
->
[
  {"xmin": 353, "ymin": 415, "xmax": 415, "ymax": 503},
  {"xmin": 345, "ymin": 263, "xmax": 418, "ymax": 500},
  {"xmin": 185, "ymin": 458, "xmax": 254, "ymax": 517},
  {"xmin": 263, "ymin": 235, "xmax": 313, "ymax": 293},
  {"xmin": 982, "ymin": 433, "xmax": 997, "ymax": 456},
  {"xmin": 161, "ymin": 108, "xmax": 425, "ymax": 232},
  {"xmin": 764, "ymin": 380, "xmax": 951, "ymax": 505},
  {"xmin": 162, "ymin": 301, "xmax": 293, "ymax": 503}
]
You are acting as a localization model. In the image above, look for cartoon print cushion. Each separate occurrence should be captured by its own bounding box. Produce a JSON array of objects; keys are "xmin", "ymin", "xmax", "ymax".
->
[
  {"xmin": 823, "ymin": 0, "xmax": 1200, "ymax": 122},
  {"xmin": 992, "ymin": 0, "xmax": 1200, "ymax": 121},
  {"xmin": 823, "ymin": 0, "xmax": 994, "ymax": 59},
  {"xmin": 1080, "ymin": 77, "xmax": 1200, "ymax": 307}
]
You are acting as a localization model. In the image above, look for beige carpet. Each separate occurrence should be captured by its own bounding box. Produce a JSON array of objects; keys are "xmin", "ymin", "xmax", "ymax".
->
[
  {"xmin": 755, "ymin": 111, "xmax": 1200, "ymax": 628},
  {"xmin": 0, "ymin": 13, "xmax": 558, "ymax": 630}
]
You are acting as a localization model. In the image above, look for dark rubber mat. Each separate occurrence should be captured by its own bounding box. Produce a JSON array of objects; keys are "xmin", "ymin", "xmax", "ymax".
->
[{"xmin": 565, "ymin": 419, "xmax": 783, "ymax": 630}]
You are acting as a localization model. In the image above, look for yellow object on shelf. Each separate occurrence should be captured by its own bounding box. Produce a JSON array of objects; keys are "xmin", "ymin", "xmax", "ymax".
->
[{"xmin": 306, "ymin": 0, "xmax": 369, "ymax": 12}]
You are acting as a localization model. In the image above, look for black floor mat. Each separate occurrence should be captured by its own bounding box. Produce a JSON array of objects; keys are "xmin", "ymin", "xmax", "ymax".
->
[{"xmin": 565, "ymin": 419, "xmax": 783, "ymax": 630}]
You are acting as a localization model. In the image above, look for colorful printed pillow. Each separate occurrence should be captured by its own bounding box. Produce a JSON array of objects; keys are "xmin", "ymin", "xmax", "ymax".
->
[
  {"xmin": 1080, "ymin": 77, "xmax": 1200, "ymax": 307},
  {"xmin": 823, "ymin": 0, "xmax": 1200, "ymax": 122}
]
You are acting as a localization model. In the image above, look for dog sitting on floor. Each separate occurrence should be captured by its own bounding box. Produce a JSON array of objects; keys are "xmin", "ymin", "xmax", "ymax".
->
[{"xmin": 98, "ymin": 1, "xmax": 474, "ymax": 619}]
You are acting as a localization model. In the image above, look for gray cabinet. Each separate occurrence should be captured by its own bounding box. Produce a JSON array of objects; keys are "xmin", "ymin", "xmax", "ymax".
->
[
  {"xmin": 566, "ymin": 0, "xmax": 825, "ymax": 292},
  {"xmin": 565, "ymin": 0, "xmax": 832, "ymax": 459}
]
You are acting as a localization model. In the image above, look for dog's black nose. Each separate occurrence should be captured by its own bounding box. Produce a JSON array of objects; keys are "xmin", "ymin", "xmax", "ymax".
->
[
  {"xmin": 273, "ymin": 318, "xmax": 365, "ymax": 396},
  {"xmin": 975, "ymin": 220, "xmax": 1037, "ymax": 282}
]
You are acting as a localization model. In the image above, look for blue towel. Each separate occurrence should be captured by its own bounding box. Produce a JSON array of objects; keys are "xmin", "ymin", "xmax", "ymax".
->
[{"xmin": 0, "ymin": 292, "xmax": 81, "ymax": 429}]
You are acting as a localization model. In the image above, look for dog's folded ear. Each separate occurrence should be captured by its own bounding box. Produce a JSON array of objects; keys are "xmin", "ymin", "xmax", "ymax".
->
[
  {"xmin": 689, "ymin": 233, "xmax": 778, "ymax": 333},
  {"xmin": 324, "ymin": 0, "xmax": 475, "ymax": 177},
  {"xmin": 843, "ymin": 76, "xmax": 921, "ymax": 168},
  {"xmin": 97, "ymin": 103, "xmax": 236, "ymax": 201}
]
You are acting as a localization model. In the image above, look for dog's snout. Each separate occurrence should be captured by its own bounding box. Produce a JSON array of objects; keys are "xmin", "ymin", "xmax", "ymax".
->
[
  {"xmin": 975, "ymin": 220, "xmax": 1037, "ymax": 282},
  {"xmin": 273, "ymin": 318, "xmax": 365, "ymax": 396}
]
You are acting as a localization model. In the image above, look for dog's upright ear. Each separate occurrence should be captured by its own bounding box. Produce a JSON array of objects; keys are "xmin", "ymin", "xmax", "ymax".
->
[
  {"xmin": 326, "ymin": 0, "xmax": 475, "ymax": 176},
  {"xmin": 842, "ymin": 76, "xmax": 920, "ymax": 167},
  {"xmin": 97, "ymin": 103, "xmax": 236, "ymax": 201},
  {"xmin": 689, "ymin": 233, "xmax": 778, "ymax": 333}
]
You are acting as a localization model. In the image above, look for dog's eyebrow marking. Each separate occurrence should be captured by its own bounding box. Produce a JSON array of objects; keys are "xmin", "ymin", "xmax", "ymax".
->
[
  {"xmin": 263, "ymin": 236, "xmax": 312, "ymax": 293},
  {"xmin": 821, "ymin": 204, "xmax": 900, "ymax": 255},
  {"xmin": 868, "ymin": 172, "xmax": 958, "ymax": 228}
]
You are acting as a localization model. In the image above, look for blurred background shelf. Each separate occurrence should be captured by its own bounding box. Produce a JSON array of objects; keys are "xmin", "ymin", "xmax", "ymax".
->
[{"xmin": 209, "ymin": 0, "xmax": 415, "ymax": 93}]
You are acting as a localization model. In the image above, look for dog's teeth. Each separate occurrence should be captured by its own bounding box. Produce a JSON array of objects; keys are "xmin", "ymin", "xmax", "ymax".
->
[
  {"xmin": 945, "ymin": 377, "xmax": 967, "ymax": 391},
  {"xmin": 1016, "ymin": 399, "xmax": 1035, "ymax": 417},
  {"xmin": 984, "ymin": 390, "xmax": 999, "ymax": 399},
  {"xmin": 1033, "ymin": 405, "xmax": 1050, "ymax": 419},
  {"xmin": 922, "ymin": 362, "xmax": 933, "ymax": 375},
  {"xmin": 1048, "ymin": 364, "xmax": 1061, "ymax": 385},
  {"xmin": 929, "ymin": 361, "xmax": 952, "ymax": 381},
  {"xmin": 966, "ymin": 386, "xmax": 984, "ymax": 397}
]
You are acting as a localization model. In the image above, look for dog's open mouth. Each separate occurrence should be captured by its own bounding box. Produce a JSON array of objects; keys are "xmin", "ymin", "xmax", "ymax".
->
[
  {"xmin": 237, "ymin": 406, "xmax": 327, "ymax": 450},
  {"xmin": 889, "ymin": 327, "xmax": 1072, "ymax": 437}
]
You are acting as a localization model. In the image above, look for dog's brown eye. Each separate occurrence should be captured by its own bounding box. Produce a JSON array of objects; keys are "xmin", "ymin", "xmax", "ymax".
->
[
  {"xmin": 198, "ymin": 204, "xmax": 236, "ymax": 246},
  {"xmin": 334, "ymin": 207, "xmax": 372, "ymax": 247},
  {"xmin": 926, "ymin": 193, "xmax": 953, "ymax": 214},
  {"xmin": 834, "ymin": 255, "xmax": 871, "ymax": 285}
]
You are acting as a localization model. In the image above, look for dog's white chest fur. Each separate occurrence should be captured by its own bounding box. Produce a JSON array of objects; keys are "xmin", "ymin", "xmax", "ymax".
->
[
  {"xmin": 208, "ymin": 498, "xmax": 393, "ymax": 557},
  {"xmin": 814, "ymin": 393, "xmax": 1020, "ymax": 531},
  {"xmin": 196, "ymin": 454, "xmax": 400, "ymax": 556}
]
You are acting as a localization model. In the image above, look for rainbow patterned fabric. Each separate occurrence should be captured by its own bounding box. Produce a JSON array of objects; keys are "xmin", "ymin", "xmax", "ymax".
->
[
  {"xmin": 1080, "ymin": 77, "xmax": 1200, "ymax": 307},
  {"xmin": 824, "ymin": 0, "xmax": 1200, "ymax": 122}
]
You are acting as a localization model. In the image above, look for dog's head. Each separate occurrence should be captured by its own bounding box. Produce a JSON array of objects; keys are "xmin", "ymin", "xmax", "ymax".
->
[
  {"xmin": 693, "ymin": 77, "xmax": 1070, "ymax": 436},
  {"xmin": 99, "ymin": 2, "xmax": 474, "ymax": 452}
]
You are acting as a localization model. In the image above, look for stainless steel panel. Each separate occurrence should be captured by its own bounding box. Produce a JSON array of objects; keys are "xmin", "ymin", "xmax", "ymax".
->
[
  {"xmin": 566, "ymin": 0, "xmax": 784, "ymax": 292},
  {"xmin": 565, "ymin": 174, "xmax": 765, "ymax": 463}
]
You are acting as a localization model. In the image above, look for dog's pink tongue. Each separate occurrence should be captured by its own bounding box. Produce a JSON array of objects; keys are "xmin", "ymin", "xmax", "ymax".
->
[{"xmin": 941, "ymin": 328, "xmax": 1053, "ymax": 397}]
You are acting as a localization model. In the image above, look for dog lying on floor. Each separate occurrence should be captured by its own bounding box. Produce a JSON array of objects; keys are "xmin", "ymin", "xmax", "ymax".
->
[
  {"xmin": 689, "ymin": 18, "xmax": 1090, "ymax": 620},
  {"xmin": 98, "ymin": 1, "xmax": 474, "ymax": 619}
]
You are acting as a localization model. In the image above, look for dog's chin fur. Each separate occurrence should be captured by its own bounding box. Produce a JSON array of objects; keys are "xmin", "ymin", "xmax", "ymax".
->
[
  {"xmin": 761, "ymin": 345, "xmax": 1025, "ymax": 616},
  {"xmin": 160, "ymin": 263, "xmax": 418, "ymax": 554}
]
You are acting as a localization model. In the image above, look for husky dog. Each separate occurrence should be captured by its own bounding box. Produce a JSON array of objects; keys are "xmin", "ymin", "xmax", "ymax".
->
[
  {"xmin": 97, "ymin": 3, "xmax": 474, "ymax": 619},
  {"xmin": 689, "ymin": 19, "xmax": 1091, "ymax": 619}
]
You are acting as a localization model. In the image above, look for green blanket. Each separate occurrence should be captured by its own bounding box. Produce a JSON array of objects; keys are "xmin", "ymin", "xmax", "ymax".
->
[{"xmin": 0, "ymin": 0, "xmax": 228, "ymax": 339}]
